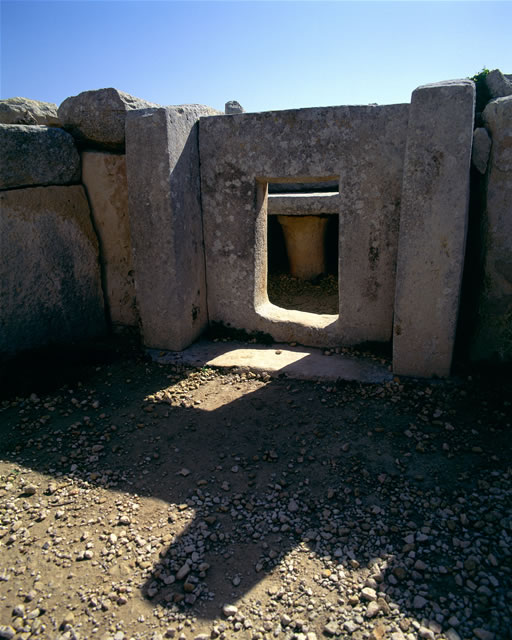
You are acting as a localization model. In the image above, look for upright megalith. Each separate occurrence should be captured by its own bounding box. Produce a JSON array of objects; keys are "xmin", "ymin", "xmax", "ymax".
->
[
  {"xmin": 0, "ymin": 186, "xmax": 106, "ymax": 357},
  {"xmin": 471, "ymin": 96, "xmax": 512, "ymax": 361},
  {"xmin": 0, "ymin": 124, "xmax": 80, "ymax": 190},
  {"xmin": 58, "ymin": 88, "xmax": 160, "ymax": 151},
  {"xmin": 125, "ymin": 105, "xmax": 214, "ymax": 351},
  {"xmin": 81, "ymin": 151, "xmax": 138, "ymax": 329},
  {"xmin": 393, "ymin": 80, "xmax": 475, "ymax": 377}
]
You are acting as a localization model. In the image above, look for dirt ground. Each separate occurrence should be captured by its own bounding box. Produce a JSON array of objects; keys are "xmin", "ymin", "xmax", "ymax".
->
[
  {"xmin": 0, "ymin": 340, "xmax": 510, "ymax": 640},
  {"xmin": 267, "ymin": 274, "xmax": 338, "ymax": 315}
]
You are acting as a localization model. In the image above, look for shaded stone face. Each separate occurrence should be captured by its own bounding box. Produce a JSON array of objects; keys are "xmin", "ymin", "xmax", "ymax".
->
[
  {"xmin": 199, "ymin": 104, "xmax": 409, "ymax": 347},
  {"xmin": 0, "ymin": 124, "xmax": 80, "ymax": 189},
  {"xmin": 393, "ymin": 80, "xmax": 475, "ymax": 378},
  {"xmin": 125, "ymin": 106, "xmax": 215, "ymax": 351},
  {"xmin": 471, "ymin": 95, "xmax": 512, "ymax": 362},
  {"xmin": 0, "ymin": 186, "xmax": 105, "ymax": 357}
]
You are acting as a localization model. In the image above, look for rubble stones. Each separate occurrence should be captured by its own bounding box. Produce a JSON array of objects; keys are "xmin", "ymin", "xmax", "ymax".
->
[
  {"xmin": 0, "ymin": 359, "xmax": 510, "ymax": 640},
  {"xmin": 0, "ymin": 97, "xmax": 60, "ymax": 126},
  {"xmin": 58, "ymin": 88, "xmax": 160, "ymax": 151},
  {"xmin": 224, "ymin": 100, "xmax": 245, "ymax": 114},
  {"xmin": 485, "ymin": 69, "xmax": 512, "ymax": 99},
  {"xmin": 472, "ymin": 127, "xmax": 492, "ymax": 174}
]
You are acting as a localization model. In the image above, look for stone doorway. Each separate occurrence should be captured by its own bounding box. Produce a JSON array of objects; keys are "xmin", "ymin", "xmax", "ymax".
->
[{"xmin": 266, "ymin": 180, "xmax": 339, "ymax": 315}]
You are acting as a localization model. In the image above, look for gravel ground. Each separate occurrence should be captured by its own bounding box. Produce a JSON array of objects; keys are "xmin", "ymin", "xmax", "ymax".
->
[{"xmin": 0, "ymin": 344, "xmax": 510, "ymax": 640}]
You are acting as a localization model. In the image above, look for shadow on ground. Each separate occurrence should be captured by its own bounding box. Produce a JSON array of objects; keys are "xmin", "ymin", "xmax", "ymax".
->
[{"xmin": 0, "ymin": 343, "xmax": 510, "ymax": 638}]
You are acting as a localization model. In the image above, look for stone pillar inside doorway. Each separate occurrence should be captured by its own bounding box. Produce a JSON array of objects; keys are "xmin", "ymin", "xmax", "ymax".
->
[{"xmin": 277, "ymin": 215, "xmax": 329, "ymax": 280}]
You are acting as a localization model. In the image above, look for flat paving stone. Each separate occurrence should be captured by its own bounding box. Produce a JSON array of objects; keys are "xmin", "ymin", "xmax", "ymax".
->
[{"xmin": 148, "ymin": 340, "xmax": 392, "ymax": 383}]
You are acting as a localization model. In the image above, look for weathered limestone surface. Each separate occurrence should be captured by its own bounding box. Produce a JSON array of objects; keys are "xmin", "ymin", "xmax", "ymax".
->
[
  {"xmin": 81, "ymin": 152, "xmax": 138, "ymax": 328},
  {"xmin": 0, "ymin": 186, "xmax": 105, "ymax": 357},
  {"xmin": 0, "ymin": 124, "xmax": 80, "ymax": 190},
  {"xmin": 125, "ymin": 106, "xmax": 212, "ymax": 350},
  {"xmin": 58, "ymin": 88, "xmax": 160, "ymax": 151},
  {"xmin": 225, "ymin": 100, "xmax": 245, "ymax": 114},
  {"xmin": 393, "ymin": 80, "xmax": 475, "ymax": 377},
  {"xmin": 0, "ymin": 97, "xmax": 60, "ymax": 126},
  {"xmin": 200, "ymin": 104, "xmax": 409, "ymax": 347},
  {"xmin": 267, "ymin": 193, "xmax": 339, "ymax": 215},
  {"xmin": 472, "ymin": 127, "xmax": 492, "ymax": 174},
  {"xmin": 471, "ymin": 96, "xmax": 512, "ymax": 361},
  {"xmin": 485, "ymin": 69, "xmax": 512, "ymax": 99}
]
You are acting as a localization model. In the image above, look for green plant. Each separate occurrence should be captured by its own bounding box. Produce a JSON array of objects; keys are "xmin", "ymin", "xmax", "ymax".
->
[{"xmin": 469, "ymin": 67, "xmax": 492, "ymax": 115}]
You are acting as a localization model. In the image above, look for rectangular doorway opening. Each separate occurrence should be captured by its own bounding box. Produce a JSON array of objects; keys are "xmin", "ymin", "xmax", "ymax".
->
[{"xmin": 266, "ymin": 178, "xmax": 339, "ymax": 315}]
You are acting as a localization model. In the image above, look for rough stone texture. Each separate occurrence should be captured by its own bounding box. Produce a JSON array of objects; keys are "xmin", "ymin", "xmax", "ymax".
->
[
  {"xmin": 225, "ymin": 100, "xmax": 245, "ymax": 114},
  {"xmin": 485, "ymin": 69, "xmax": 512, "ymax": 99},
  {"xmin": 125, "ymin": 106, "xmax": 212, "ymax": 350},
  {"xmin": 471, "ymin": 96, "xmax": 512, "ymax": 361},
  {"xmin": 58, "ymin": 88, "xmax": 160, "ymax": 151},
  {"xmin": 81, "ymin": 151, "xmax": 138, "ymax": 328},
  {"xmin": 277, "ymin": 215, "xmax": 329, "ymax": 280},
  {"xmin": 0, "ymin": 97, "xmax": 60, "ymax": 126},
  {"xmin": 0, "ymin": 186, "xmax": 106, "ymax": 357},
  {"xmin": 267, "ymin": 193, "xmax": 339, "ymax": 215},
  {"xmin": 200, "ymin": 104, "xmax": 409, "ymax": 347},
  {"xmin": 393, "ymin": 80, "xmax": 475, "ymax": 377},
  {"xmin": 472, "ymin": 127, "xmax": 492, "ymax": 174},
  {"xmin": 0, "ymin": 124, "xmax": 80, "ymax": 190}
]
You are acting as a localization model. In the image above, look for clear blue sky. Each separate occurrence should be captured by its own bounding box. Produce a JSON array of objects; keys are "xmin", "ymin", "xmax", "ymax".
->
[{"xmin": 1, "ymin": 1, "xmax": 511, "ymax": 112}]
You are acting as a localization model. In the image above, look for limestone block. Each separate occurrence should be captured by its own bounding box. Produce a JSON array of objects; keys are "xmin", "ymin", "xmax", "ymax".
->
[
  {"xmin": 0, "ymin": 186, "xmax": 106, "ymax": 357},
  {"xmin": 225, "ymin": 100, "xmax": 245, "ymax": 114},
  {"xmin": 0, "ymin": 97, "xmax": 60, "ymax": 126},
  {"xmin": 471, "ymin": 127, "xmax": 492, "ymax": 174},
  {"xmin": 471, "ymin": 96, "xmax": 512, "ymax": 361},
  {"xmin": 485, "ymin": 69, "xmax": 512, "ymax": 99},
  {"xmin": 58, "ymin": 88, "xmax": 160, "ymax": 151},
  {"xmin": 277, "ymin": 215, "xmax": 329, "ymax": 279},
  {"xmin": 125, "ymin": 105, "xmax": 212, "ymax": 350},
  {"xmin": 81, "ymin": 151, "xmax": 138, "ymax": 328},
  {"xmin": 0, "ymin": 124, "xmax": 80, "ymax": 190},
  {"xmin": 200, "ymin": 104, "xmax": 409, "ymax": 347},
  {"xmin": 268, "ymin": 193, "xmax": 339, "ymax": 215},
  {"xmin": 393, "ymin": 80, "xmax": 475, "ymax": 377}
]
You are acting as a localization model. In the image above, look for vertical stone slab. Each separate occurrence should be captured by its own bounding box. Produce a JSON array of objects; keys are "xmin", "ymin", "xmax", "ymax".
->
[
  {"xmin": 0, "ymin": 186, "xmax": 105, "ymax": 357},
  {"xmin": 125, "ymin": 106, "xmax": 211, "ymax": 350},
  {"xmin": 81, "ymin": 151, "xmax": 138, "ymax": 329},
  {"xmin": 200, "ymin": 105, "xmax": 409, "ymax": 347},
  {"xmin": 471, "ymin": 96, "xmax": 512, "ymax": 361},
  {"xmin": 393, "ymin": 80, "xmax": 475, "ymax": 377}
]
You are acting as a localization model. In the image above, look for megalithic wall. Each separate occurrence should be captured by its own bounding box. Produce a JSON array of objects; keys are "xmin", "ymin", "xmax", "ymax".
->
[
  {"xmin": 393, "ymin": 80, "xmax": 475, "ymax": 377},
  {"xmin": 125, "ymin": 106, "xmax": 213, "ymax": 351}
]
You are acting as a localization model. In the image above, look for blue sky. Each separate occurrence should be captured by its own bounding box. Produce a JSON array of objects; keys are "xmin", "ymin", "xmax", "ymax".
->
[{"xmin": 1, "ymin": 1, "xmax": 511, "ymax": 112}]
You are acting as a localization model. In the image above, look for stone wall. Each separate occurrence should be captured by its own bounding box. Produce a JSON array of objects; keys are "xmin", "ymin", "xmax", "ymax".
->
[{"xmin": 1, "ymin": 75, "xmax": 510, "ymax": 375}]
